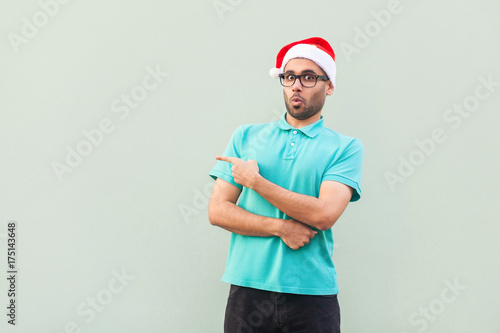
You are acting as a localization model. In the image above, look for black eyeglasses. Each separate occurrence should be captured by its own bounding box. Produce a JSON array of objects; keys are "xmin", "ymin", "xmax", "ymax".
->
[{"xmin": 278, "ymin": 73, "xmax": 329, "ymax": 88}]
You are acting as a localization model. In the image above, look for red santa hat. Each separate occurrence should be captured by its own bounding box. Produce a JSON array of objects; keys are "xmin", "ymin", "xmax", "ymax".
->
[{"xmin": 269, "ymin": 37, "xmax": 336, "ymax": 87}]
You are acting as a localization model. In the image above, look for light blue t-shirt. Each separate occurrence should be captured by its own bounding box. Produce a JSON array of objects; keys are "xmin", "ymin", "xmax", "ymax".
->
[{"xmin": 209, "ymin": 112, "xmax": 363, "ymax": 295}]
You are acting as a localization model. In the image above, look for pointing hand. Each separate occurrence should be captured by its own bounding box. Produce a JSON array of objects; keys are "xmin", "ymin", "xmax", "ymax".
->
[{"xmin": 216, "ymin": 156, "xmax": 261, "ymax": 189}]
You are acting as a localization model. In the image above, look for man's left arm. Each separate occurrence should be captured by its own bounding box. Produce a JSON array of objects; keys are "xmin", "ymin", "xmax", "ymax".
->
[{"xmin": 215, "ymin": 156, "xmax": 354, "ymax": 231}]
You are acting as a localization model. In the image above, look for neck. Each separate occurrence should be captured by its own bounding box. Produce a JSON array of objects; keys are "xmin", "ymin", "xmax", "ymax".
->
[{"xmin": 285, "ymin": 112, "xmax": 321, "ymax": 128}]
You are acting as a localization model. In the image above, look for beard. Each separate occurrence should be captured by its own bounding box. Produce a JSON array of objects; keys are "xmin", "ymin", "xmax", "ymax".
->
[{"xmin": 283, "ymin": 90, "xmax": 326, "ymax": 121}]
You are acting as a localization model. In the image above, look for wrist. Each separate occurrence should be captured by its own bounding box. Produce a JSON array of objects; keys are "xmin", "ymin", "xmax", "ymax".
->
[
  {"xmin": 249, "ymin": 174, "xmax": 264, "ymax": 190},
  {"xmin": 268, "ymin": 218, "xmax": 285, "ymax": 237}
]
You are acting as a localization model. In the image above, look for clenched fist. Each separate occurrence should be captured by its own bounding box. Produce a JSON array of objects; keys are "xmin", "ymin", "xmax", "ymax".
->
[{"xmin": 278, "ymin": 219, "xmax": 317, "ymax": 250}]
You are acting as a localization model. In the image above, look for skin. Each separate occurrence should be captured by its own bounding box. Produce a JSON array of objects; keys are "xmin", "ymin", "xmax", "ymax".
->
[
  {"xmin": 208, "ymin": 58, "xmax": 352, "ymax": 250},
  {"xmin": 282, "ymin": 58, "xmax": 334, "ymax": 128}
]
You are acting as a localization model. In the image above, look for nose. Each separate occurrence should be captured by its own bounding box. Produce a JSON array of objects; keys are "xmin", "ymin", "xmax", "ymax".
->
[{"xmin": 292, "ymin": 77, "xmax": 303, "ymax": 92}]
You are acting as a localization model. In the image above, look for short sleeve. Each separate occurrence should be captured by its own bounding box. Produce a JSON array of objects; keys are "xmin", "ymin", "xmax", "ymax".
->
[
  {"xmin": 209, "ymin": 126, "xmax": 244, "ymax": 190},
  {"xmin": 322, "ymin": 138, "xmax": 364, "ymax": 202}
]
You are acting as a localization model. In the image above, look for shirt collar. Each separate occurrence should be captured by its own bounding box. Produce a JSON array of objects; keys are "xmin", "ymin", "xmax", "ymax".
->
[{"xmin": 276, "ymin": 112, "xmax": 324, "ymax": 138}]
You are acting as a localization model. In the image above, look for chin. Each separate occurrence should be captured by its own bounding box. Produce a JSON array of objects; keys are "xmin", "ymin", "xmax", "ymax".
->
[{"xmin": 288, "ymin": 112, "xmax": 308, "ymax": 120}]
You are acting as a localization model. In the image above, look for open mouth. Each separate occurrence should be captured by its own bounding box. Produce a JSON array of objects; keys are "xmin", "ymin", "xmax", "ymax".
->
[{"xmin": 291, "ymin": 96, "xmax": 303, "ymax": 106}]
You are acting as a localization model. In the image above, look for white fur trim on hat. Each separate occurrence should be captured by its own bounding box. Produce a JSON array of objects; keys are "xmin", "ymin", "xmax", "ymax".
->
[{"xmin": 269, "ymin": 67, "xmax": 281, "ymax": 78}]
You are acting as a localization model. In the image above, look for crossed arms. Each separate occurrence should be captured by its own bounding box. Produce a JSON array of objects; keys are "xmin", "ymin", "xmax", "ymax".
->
[{"xmin": 208, "ymin": 156, "xmax": 354, "ymax": 250}]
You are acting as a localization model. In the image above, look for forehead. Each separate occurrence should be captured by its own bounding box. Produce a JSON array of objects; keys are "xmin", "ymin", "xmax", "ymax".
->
[{"xmin": 283, "ymin": 58, "xmax": 324, "ymax": 74}]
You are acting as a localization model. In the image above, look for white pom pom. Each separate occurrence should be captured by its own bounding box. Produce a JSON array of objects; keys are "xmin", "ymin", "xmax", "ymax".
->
[{"xmin": 269, "ymin": 67, "xmax": 281, "ymax": 78}]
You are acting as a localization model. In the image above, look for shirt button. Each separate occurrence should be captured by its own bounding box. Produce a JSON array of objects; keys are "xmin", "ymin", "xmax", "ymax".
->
[
  {"xmin": 291, "ymin": 142, "xmax": 295, "ymax": 147},
  {"xmin": 293, "ymin": 130, "xmax": 297, "ymax": 134}
]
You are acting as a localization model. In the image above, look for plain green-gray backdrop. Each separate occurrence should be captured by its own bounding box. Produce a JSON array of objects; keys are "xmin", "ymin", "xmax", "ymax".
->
[{"xmin": 1, "ymin": 0, "xmax": 499, "ymax": 332}]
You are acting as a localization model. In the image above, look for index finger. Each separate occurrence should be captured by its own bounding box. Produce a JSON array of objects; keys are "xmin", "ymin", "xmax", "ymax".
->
[{"xmin": 215, "ymin": 155, "xmax": 241, "ymax": 164}]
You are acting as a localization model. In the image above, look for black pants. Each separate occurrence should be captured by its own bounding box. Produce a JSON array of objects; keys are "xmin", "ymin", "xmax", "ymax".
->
[{"xmin": 224, "ymin": 285, "xmax": 340, "ymax": 333}]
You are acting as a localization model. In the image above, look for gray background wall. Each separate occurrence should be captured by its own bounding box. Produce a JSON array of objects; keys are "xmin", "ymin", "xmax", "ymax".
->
[{"xmin": 1, "ymin": 0, "xmax": 499, "ymax": 332}]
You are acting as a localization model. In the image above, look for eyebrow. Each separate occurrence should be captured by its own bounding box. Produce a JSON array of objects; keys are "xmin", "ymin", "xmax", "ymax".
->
[{"xmin": 283, "ymin": 69, "xmax": 317, "ymax": 75}]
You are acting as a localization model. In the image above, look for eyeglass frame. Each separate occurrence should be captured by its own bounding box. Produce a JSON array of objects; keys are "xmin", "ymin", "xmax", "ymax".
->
[{"xmin": 278, "ymin": 72, "xmax": 329, "ymax": 88}]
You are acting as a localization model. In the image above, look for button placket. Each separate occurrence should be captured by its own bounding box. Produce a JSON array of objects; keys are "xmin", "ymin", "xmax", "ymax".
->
[{"xmin": 284, "ymin": 129, "xmax": 299, "ymax": 159}]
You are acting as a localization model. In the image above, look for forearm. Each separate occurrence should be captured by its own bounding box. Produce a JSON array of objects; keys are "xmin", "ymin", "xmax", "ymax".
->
[
  {"xmin": 209, "ymin": 200, "xmax": 284, "ymax": 237},
  {"xmin": 251, "ymin": 176, "xmax": 330, "ymax": 230},
  {"xmin": 213, "ymin": 156, "xmax": 351, "ymax": 232}
]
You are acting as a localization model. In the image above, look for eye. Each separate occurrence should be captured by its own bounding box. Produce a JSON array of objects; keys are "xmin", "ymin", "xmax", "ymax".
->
[
  {"xmin": 303, "ymin": 75, "xmax": 315, "ymax": 82},
  {"xmin": 286, "ymin": 74, "xmax": 296, "ymax": 81}
]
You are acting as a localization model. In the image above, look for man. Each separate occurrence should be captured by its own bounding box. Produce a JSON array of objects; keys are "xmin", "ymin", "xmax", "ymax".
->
[{"xmin": 208, "ymin": 37, "xmax": 363, "ymax": 333}]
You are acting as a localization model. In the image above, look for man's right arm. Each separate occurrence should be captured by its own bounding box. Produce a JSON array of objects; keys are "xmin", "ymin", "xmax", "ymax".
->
[{"xmin": 208, "ymin": 178, "xmax": 316, "ymax": 250}]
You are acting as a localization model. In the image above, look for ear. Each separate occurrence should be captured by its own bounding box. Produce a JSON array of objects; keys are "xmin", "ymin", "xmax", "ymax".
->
[{"xmin": 326, "ymin": 81, "xmax": 334, "ymax": 96}]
